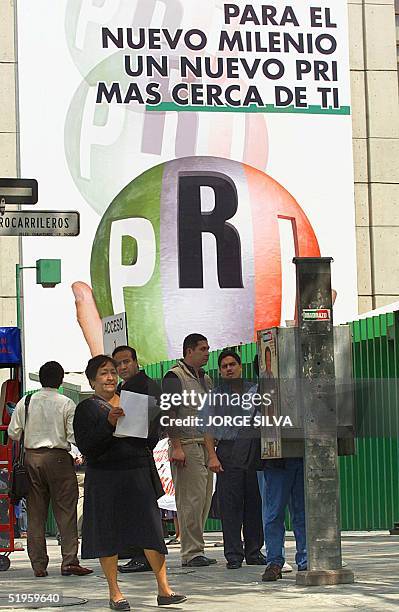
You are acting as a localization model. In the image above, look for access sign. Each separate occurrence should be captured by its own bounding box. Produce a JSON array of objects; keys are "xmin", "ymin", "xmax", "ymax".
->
[{"xmin": 102, "ymin": 312, "xmax": 128, "ymax": 356}]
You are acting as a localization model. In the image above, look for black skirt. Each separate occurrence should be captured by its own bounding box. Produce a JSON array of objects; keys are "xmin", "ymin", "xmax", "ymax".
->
[{"xmin": 81, "ymin": 465, "xmax": 168, "ymax": 559}]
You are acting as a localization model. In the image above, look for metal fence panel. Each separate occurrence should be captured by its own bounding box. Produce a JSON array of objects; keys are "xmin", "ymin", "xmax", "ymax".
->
[{"xmin": 14, "ymin": 315, "xmax": 399, "ymax": 533}]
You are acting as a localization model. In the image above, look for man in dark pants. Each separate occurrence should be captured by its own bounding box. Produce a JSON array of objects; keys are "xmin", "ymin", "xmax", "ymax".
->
[
  {"xmin": 203, "ymin": 350, "xmax": 265, "ymax": 569},
  {"xmin": 112, "ymin": 345, "xmax": 162, "ymax": 574},
  {"xmin": 8, "ymin": 362, "xmax": 92, "ymax": 578}
]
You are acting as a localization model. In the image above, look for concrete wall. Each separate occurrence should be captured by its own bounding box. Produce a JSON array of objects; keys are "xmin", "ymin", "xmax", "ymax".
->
[
  {"xmin": 0, "ymin": 0, "xmax": 18, "ymax": 328},
  {"xmin": 0, "ymin": 0, "xmax": 398, "ymax": 325},
  {"xmin": 349, "ymin": 0, "xmax": 399, "ymax": 312},
  {"xmin": 0, "ymin": 0, "xmax": 18, "ymax": 387}
]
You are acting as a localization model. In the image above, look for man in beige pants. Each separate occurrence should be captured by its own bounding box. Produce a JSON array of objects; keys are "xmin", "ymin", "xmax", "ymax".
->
[{"xmin": 163, "ymin": 334, "xmax": 215, "ymax": 567}]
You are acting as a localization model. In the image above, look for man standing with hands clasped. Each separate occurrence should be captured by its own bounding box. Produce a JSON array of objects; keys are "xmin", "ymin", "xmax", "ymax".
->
[{"xmin": 163, "ymin": 334, "xmax": 216, "ymax": 568}]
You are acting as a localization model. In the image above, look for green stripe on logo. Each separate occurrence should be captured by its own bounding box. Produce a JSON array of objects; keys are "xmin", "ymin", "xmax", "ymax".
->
[
  {"xmin": 146, "ymin": 103, "xmax": 351, "ymax": 116},
  {"xmin": 91, "ymin": 163, "xmax": 168, "ymax": 365}
]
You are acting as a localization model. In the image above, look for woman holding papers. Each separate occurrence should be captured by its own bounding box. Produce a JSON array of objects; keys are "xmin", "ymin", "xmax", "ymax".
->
[{"xmin": 73, "ymin": 355, "xmax": 187, "ymax": 611}]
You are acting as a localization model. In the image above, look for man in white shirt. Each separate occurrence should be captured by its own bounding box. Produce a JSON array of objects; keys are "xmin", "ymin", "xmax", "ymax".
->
[{"xmin": 8, "ymin": 361, "xmax": 92, "ymax": 578}]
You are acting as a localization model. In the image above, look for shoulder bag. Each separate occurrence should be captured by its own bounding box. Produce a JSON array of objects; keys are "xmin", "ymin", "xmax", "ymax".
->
[{"xmin": 10, "ymin": 395, "xmax": 31, "ymax": 504}]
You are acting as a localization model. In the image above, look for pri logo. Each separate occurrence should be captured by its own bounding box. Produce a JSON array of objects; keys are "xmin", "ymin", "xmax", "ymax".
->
[
  {"xmin": 90, "ymin": 156, "xmax": 320, "ymax": 364},
  {"xmin": 64, "ymin": 0, "xmax": 269, "ymax": 216}
]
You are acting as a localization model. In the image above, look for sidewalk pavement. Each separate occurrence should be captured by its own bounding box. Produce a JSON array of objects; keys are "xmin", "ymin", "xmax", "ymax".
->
[{"xmin": 1, "ymin": 532, "xmax": 399, "ymax": 611}]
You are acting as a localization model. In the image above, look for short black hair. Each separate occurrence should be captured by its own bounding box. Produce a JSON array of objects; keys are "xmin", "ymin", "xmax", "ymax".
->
[
  {"xmin": 112, "ymin": 345, "xmax": 137, "ymax": 361},
  {"xmin": 183, "ymin": 333, "xmax": 208, "ymax": 357},
  {"xmin": 85, "ymin": 355, "xmax": 117, "ymax": 383},
  {"xmin": 39, "ymin": 361, "xmax": 64, "ymax": 388},
  {"xmin": 218, "ymin": 349, "xmax": 241, "ymax": 369}
]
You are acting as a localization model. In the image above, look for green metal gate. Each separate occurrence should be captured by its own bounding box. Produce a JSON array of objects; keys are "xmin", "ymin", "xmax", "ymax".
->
[
  {"xmin": 339, "ymin": 312, "xmax": 399, "ymax": 530},
  {"xmin": 7, "ymin": 312, "xmax": 399, "ymax": 533},
  {"xmin": 146, "ymin": 314, "xmax": 399, "ymax": 532}
]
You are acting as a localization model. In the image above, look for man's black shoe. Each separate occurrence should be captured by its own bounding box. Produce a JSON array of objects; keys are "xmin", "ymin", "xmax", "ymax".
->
[
  {"xmin": 118, "ymin": 559, "xmax": 151, "ymax": 573},
  {"xmin": 182, "ymin": 556, "xmax": 217, "ymax": 567},
  {"xmin": 205, "ymin": 556, "xmax": 217, "ymax": 565},
  {"xmin": 226, "ymin": 561, "xmax": 242, "ymax": 569},
  {"xmin": 246, "ymin": 553, "xmax": 267, "ymax": 566}
]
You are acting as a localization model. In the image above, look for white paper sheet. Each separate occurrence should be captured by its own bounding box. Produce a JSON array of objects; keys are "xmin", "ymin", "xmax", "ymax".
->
[{"xmin": 114, "ymin": 390, "xmax": 153, "ymax": 438}]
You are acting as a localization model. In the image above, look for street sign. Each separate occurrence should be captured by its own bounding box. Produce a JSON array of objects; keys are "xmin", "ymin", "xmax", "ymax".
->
[
  {"xmin": 0, "ymin": 211, "xmax": 79, "ymax": 236},
  {"xmin": 102, "ymin": 312, "xmax": 128, "ymax": 356},
  {"xmin": 302, "ymin": 308, "xmax": 331, "ymax": 321},
  {"xmin": 0, "ymin": 327, "xmax": 22, "ymax": 365},
  {"xmin": 0, "ymin": 178, "xmax": 38, "ymax": 205}
]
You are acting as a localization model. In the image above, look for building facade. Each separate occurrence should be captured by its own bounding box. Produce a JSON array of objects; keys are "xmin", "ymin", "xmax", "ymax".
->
[{"xmin": 0, "ymin": 0, "xmax": 398, "ymax": 329}]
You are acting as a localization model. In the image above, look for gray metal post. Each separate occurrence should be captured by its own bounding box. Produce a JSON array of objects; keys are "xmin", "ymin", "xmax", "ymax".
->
[{"xmin": 294, "ymin": 257, "xmax": 354, "ymax": 586}]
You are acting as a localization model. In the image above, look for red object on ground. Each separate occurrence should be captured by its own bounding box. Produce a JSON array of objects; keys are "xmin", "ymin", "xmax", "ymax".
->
[
  {"xmin": 1, "ymin": 379, "xmax": 20, "ymax": 426},
  {"xmin": 0, "ymin": 426, "xmax": 24, "ymax": 571}
]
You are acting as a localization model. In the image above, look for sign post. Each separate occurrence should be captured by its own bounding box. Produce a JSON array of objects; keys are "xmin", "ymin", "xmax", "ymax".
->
[
  {"xmin": 0, "ymin": 178, "xmax": 38, "ymax": 211},
  {"xmin": 0, "ymin": 178, "xmax": 79, "ymax": 236}
]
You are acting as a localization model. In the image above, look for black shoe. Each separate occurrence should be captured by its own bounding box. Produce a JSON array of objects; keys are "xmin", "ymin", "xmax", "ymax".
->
[
  {"xmin": 246, "ymin": 553, "xmax": 267, "ymax": 566},
  {"xmin": 205, "ymin": 556, "xmax": 217, "ymax": 565},
  {"xmin": 157, "ymin": 593, "xmax": 187, "ymax": 606},
  {"xmin": 297, "ymin": 565, "xmax": 307, "ymax": 572},
  {"xmin": 226, "ymin": 561, "xmax": 242, "ymax": 569},
  {"xmin": 109, "ymin": 599, "xmax": 130, "ymax": 610},
  {"xmin": 262, "ymin": 563, "xmax": 283, "ymax": 582},
  {"xmin": 182, "ymin": 555, "xmax": 217, "ymax": 567},
  {"xmin": 118, "ymin": 559, "xmax": 151, "ymax": 573}
]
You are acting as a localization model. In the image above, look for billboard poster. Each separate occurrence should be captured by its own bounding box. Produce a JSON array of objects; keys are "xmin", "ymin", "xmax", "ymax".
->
[
  {"xmin": 258, "ymin": 328, "xmax": 281, "ymax": 458},
  {"xmin": 17, "ymin": 1, "xmax": 357, "ymax": 376}
]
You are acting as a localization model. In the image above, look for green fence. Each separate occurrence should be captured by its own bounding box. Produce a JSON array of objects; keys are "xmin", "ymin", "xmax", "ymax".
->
[
  {"xmin": 146, "ymin": 316, "xmax": 399, "ymax": 532},
  {"xmin": 339, "ymin": 312, "xmax": 399, "ymax": 530},
  {"xmin": 6, "ymin": 313, "xmax": 399, "ymax": 533}
]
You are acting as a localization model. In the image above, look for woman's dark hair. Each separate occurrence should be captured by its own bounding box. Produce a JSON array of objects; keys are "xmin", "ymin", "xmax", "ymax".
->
[
  {"xmin": 39, "ymin": 361, "xmax": 64, "ymax": 388},
  {"xmin": 85, "ymin": 355, "xmax": 117, "ymax": 382}
]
